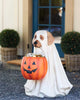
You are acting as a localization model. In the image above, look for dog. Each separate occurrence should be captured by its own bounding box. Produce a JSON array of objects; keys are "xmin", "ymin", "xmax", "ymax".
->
[{"xmin": 24, "ymin": 30, "xmax": 73, "ymax": 98}]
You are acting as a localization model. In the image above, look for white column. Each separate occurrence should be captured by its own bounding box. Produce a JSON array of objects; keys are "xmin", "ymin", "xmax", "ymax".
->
[
  {"xmin": 73, "ymin": 0, "xmax": 80, "ymax": 32},
  {"xmin": 17, "ymin": 0, "xmax": 23, "ymax": 55},
  {"xmin": 0, "ymin": 0, "xmax": 3, "ymax": 31},
  {"xmin": 65, "ymin": 0, "xmax": 74, "ymax": 33}
]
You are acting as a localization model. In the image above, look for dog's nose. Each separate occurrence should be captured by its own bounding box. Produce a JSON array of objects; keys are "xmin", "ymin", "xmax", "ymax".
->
[{"xmin": 34, "ymin": 41, "xmax": 37, "ymax": 44}]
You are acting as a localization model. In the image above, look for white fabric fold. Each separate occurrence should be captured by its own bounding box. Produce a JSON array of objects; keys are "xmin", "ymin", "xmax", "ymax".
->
[{"xmin": 24, "ymin": 30, "xmax": 73, "ymax": 98}]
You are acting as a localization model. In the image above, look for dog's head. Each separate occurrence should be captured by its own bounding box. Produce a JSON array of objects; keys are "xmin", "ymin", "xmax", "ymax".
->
[{"xmin": 32, "ymin": 31, "xmax": 54, "ymax": 48}]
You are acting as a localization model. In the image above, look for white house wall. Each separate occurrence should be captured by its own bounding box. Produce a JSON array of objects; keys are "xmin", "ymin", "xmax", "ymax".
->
[
  {"xmin": 3, "ymin": 0, "xmax": 18, "ymax": 29},
  {"xmin": 0, "ymin": 0, "xmax": 23, "ymax": 56},
  {"xmin": 74, "ymin": 0, "xmax": 80, "ymax": 32},
  {"xmin": 0, "ymin": 0, "xmax": 3, "ymax": 31}
]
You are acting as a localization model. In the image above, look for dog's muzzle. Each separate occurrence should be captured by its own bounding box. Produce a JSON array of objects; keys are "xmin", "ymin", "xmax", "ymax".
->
[
  {"xmin": 33, "ymin": 40, "xmax": 42, "ymax": 48},
  {"xmin": 34, "ymin": 41, "xmax": 38, "ymax": 45},
  {"xmin": 34, "ymin": 41, "xmax": 38, "ymax": 47}
]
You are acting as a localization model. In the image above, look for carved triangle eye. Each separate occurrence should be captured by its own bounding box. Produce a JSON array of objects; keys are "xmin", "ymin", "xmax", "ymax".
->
[
  {"xmin": 32, "ymin": 62, "xmax": 36, "ymax": 65},
  {"xmin": 24, "ymin": 61, "xmax": 26, "ymax": 64}
]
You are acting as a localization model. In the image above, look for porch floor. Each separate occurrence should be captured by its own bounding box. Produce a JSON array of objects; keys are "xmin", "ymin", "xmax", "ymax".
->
[
  {"xmin": 0, "ymin": 63, "xmax": 80, "ymax": 100},
  {"xmin": 7, "ymin": 58, "xmax": 66, "ymax": 66}
]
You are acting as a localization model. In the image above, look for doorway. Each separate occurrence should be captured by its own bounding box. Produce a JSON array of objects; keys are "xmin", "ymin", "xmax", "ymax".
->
[{"xmin": 33, "ymin": 0, "xmax": 65, "ymax": 57}]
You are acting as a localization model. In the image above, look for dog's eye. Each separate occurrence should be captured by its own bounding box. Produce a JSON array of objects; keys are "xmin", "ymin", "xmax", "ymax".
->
[
  {"xmin": 34, "ymin": 35, "xmax": 37, "ymax": 39},
  {"xmin": 40, "ymin": 35, "xmax": 44, "ymax": 40}
]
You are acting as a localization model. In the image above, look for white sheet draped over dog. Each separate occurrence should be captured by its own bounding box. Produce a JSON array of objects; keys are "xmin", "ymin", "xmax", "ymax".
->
[{"xmin": 24, "ymin": 30, "xmax": 73, "ymax": 98}]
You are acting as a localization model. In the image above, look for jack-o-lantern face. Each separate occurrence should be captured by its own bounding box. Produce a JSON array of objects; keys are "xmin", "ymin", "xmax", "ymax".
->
[
  {"xmin": 23, "ymin": 60, "xmax": 37, "ymax": 74},
  {"xmin": 21, "ymin": 57, "xmax": 48, "ymax": 80}
]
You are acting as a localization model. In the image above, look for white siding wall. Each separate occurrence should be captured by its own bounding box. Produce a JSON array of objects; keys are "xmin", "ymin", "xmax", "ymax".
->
[
  {"xmin": 73, "ymin": 0, "xmax": 80, "ymax": 32},
  {"xmin": 0, "ymin": 0, "xmax": 3, "ymax": 31},
  {"xmin": 0, "ymin": 0, "xmax": 23, "ymax": 57}
]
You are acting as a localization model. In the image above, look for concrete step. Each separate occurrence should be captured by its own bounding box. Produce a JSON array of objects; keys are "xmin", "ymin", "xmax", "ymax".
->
[
  {"xmin": 7, "ymin": 58, "xmax": 66, "ymax": 65},
  {"xmin": 1, "ymin": 58, "xmax": 66, "ymax": 71}
]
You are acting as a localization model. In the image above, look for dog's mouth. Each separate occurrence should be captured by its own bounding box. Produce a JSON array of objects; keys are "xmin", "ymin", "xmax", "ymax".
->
[
  {"xmin": 34, "ymin": 44, "xmax": 41, "ymax": 48},
  {"xmin": 33, "ymin": 44, "xmax": 38, "ymax": 47}
]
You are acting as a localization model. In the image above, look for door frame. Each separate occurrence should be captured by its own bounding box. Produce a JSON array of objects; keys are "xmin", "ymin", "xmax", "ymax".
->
[{"xmin": 32, "ymin": 0, "xmax": 65, "ymax": 57}]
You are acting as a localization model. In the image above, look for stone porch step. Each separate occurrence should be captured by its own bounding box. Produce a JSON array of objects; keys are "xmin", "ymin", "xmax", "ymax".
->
[
  {"xmin": 7, "ymin": 59, "xmax": 22, "ymax": 65},
  {"xmin": 7, "ymin": 58, "xmax": 66, "ymax": 66},
  {"xmin": 1, "ymin": 58, "xmax": 65, "ymax": 71}
]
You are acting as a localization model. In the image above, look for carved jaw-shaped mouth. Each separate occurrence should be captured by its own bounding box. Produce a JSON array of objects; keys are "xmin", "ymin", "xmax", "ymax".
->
[{"xmin": 23, "ymin": 68, "xmax": 37, "ymax": 74}]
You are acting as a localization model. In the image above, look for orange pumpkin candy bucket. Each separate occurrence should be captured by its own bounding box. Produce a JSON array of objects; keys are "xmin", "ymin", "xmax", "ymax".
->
[{"xmin": 21, "ymin": 56, "xmax": 48, "ymax": 80}]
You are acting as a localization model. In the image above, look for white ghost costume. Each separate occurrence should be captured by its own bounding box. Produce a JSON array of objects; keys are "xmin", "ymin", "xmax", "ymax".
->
[{"xmin": 24, "ymin": 30, "xmax": 73, "ymax": 98}]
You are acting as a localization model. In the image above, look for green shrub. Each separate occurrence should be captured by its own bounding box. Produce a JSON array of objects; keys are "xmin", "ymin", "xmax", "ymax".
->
[
  {"xmin": 0, "ymin": 29, "xmax": 20, "ymax": 48},
  {"xmin": 61, "ymin": 31, "xmax": 80, "ymax": 54}
]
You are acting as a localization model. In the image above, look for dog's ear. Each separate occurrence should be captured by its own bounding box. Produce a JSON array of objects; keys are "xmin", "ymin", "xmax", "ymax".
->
[{"xmin": 47, "ymin": 31, "xmax": 54, "ymax": 45}]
